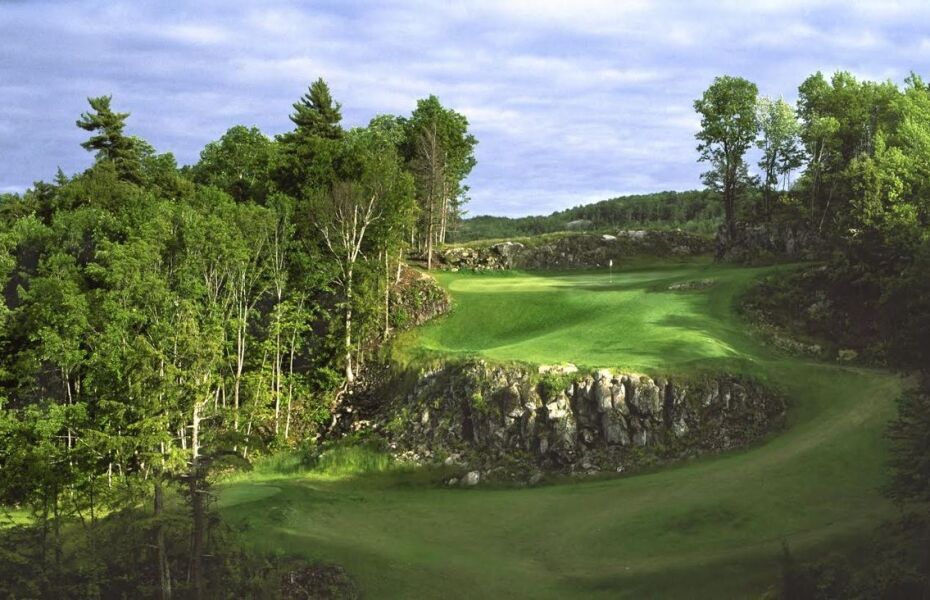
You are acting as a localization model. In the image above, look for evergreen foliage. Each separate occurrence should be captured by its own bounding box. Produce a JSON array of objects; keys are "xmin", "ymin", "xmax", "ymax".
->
[
  {"xmin": 289, "ymin": 77, "xmax": 344, "ymax": 139},
  {"xmin": 75, "ymin": 95, "xmax": 142, "ymax": 183}
]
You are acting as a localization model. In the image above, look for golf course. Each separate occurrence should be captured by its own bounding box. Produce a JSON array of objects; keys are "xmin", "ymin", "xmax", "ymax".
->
[{"xmin": 219, "ymin": 260, "xmax": 903, "ymax": 598}]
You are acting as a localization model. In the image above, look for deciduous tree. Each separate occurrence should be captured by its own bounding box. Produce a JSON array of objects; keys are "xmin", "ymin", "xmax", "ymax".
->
[{"xmin": 694, "ymin": 76, "xmax": 759, "ymax": 237}]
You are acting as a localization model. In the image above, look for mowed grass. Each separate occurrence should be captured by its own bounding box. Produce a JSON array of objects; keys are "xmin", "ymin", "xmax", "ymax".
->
[
  {"xmin": 404, "ymin": 261, "xmax": 780, "ymax": 374},
  {"xmin": 220, "ymin": 261, "xmax": 903, "ymax": 598}
]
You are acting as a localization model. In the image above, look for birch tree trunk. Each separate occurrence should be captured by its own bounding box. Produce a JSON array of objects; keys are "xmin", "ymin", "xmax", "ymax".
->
[{"xmin": 344, "ymin": 263, "xmax": 354, "ymax": 383}]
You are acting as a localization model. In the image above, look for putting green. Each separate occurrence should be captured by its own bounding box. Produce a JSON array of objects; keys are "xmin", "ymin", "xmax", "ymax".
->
[
  {"xmin": 406, "ymin": 263, "xmax": 769, "ymax": 373},
  {"xmin": 221, "ymin": 262, "xmax": 901, "ymax": 598}
]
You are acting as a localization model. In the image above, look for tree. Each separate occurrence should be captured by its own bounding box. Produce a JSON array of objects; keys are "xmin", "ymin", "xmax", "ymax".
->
[
  {"xmin": 756, "ymin": 96, "xmax": 804, "ymax": 214},
  {"xmin": 189, "ymin": 126, "xmax": 274, "ymax": 203},
  {"xmin": 1, "ymin": 81, "xmax": 477, "ymax": 595},
  {"xmin": 364, "ymin": 117, "xmax": 417, "ymax": 337},
  {"xmin": 273, "ymin": 79, "xmax": 344, "ymax": 197},
  {"xmin": 404, "ymin": 96, "xmax": 476, "ymax": 268},
  {"xmin": 796, "ymin": 71, "xmax": 901, "ymax": 232},
  {"xmin": 309, "ymin": 127, "xmax": 412, "ymax": 383},
  {"xmin": 290, "ymin": 78, "xmax": 343, "ymax": 139},
  {"xmin": 76, "ymin": 96, "xmax": 141, "ymax": 183},
  {"xmin": 694, "ymin": 76, "xmax": 759, "ymax": 237}
]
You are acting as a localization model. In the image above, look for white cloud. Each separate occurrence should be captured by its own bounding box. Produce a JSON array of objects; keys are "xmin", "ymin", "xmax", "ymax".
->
[
  {"xmin": 161, "ymin": 23, "xmax": 231, "ymax": 45},
  {"xmin": 1, "ymin": 0, "xmax": 927, "ymax": 216}
]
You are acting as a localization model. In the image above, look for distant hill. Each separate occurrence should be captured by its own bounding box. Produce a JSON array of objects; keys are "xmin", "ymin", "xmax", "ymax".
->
[{"xmin": 452, "ymin": 190, "xmax": 722, "ymax": 242}]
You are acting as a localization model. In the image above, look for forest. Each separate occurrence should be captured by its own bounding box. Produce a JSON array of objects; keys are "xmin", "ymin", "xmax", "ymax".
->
[
  {"xmin": 1, "ymin": 68, "xmax": 929, "ymax": 598},
  {"xmin": 453, "ymin": 189, "xmax": 724, "ymax": 241},
  {"xmin": 0, "ymin": 79, "xmax": 477, "ymax": 597}
]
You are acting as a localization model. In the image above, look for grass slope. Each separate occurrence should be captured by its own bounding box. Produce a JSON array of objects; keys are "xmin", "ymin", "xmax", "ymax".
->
[{"xmin": 220, "ymin": 261, "xmax": 902, "ymax": 598}]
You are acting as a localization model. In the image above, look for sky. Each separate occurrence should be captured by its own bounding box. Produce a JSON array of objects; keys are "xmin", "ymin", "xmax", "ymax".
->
[{"xmin": 2, "ymin": 1, "xmax": 930, "ymax": 217}]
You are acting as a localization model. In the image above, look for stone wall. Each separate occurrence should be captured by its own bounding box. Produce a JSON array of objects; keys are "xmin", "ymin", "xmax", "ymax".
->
[
  {"xmin": 369, "ymin": 360, "xmax": 785, "ymax": 482},
  {"xmin": 438, "ymin": 230, "xmax": 713, "ymax": 271}
]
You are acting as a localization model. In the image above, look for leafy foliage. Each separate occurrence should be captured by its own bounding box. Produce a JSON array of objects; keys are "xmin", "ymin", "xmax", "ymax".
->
[{"xmin": 0, "ymin": 81, "xmax": 471, "ymax": 597}]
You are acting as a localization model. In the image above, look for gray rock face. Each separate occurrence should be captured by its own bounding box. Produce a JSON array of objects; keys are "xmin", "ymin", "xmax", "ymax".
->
[
  {"xmin": 716, "ymin": 221, "xmax": 825, "ymax": 263},
  {"xmin": 438, "ymin": 231, "xmax": 713, "ymax": 272},
  {"xmin": 376, "ymin": 361, "xmax": 786, "ymax": 478},
  {"xmin": 390, "ymin": 266, "xmax": 451, "ymax": 328}
]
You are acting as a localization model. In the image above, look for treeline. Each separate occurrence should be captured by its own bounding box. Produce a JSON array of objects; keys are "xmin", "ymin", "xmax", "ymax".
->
[
  {"xmin": 454, "ymin": 189, "xmax": 723, "ymax": 242},
  {"xmin": 0, "ymin": 79, "xmax": 475, "ymax": 597},
  {"xmin": 692, "ymin": 71, "xmax": 930, "ymax": 597},
  {"xmin": 695, "ymin": 70, "xmax": 930, "ymax": 369}
]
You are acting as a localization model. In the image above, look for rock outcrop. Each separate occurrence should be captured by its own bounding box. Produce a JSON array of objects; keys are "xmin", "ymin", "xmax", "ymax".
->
[
  {"xmin": 438, "ymin": 230, "xmax": 713, "ymax": 271},
  {"xmin": 371, "ymin": 360, "xmax": 785, "ymax": 481},
  {"xmin": 715, "ymin": 221, "xmax": 825, "ymax": 263},
  {"xmin": 389, "ymin": 265, "xmax": 451, "ymax": 330}
]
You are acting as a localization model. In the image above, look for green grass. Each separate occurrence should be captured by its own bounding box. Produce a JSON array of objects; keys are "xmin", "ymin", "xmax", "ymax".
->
[
  {"xmin": 220, "ymin": 261, "xmax": 903, "ymax": 598},
  {"xmin": 0, "ymin": 508, "xmax": 30, "ymax": 529},
  {"xmin": 401, "ymin": 260, "xmax": 785, "ymax": 375}
]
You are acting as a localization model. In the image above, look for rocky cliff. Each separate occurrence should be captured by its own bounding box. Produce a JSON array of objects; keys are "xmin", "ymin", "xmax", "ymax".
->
[
  {"xmin": 365, "ymin": 360, "xmax": 785, "ymax": 483},
  {"xmin": 438, "ymin": 230, "xmax": 713, "ymax": 271},
  {"xmin": 715, "ymin": 221, "xmax": 826, "ymax": 263}
]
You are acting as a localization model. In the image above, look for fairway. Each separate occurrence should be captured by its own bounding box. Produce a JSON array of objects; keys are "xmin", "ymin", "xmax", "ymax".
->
[{"xmin": 221, "ymin": 262, "xmax": 902, "ymax": 598}]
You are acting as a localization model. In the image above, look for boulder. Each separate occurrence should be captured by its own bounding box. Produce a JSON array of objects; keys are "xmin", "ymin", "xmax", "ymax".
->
[
  {"xmin": 462, "ymin": 471, "xmax": 480, "ymax": 487},
  {"xmin": 629, "ymin": 376, "xmax": 663, "ymax": 416},
  {"xmin": 837, "ymin": 348, "xmax": 858, "ymax": 362}
]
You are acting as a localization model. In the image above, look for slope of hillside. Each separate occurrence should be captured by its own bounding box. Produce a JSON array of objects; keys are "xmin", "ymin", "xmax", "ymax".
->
[
  {"xmin": 453, "ymin": 190, "xmax": 722, "ymax": 242},
  {"xmin": 220, "ymin": 261, "xmax": 901, "ymax": 598}
]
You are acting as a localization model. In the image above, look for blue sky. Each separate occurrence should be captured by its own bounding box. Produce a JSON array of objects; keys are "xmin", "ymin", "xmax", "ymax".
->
[{"xmin": 2, "ymin": 1, "xmax": 929, "ymax": 217}]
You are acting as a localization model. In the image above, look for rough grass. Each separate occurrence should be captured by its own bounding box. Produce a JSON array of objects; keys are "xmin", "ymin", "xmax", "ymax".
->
[
  {"xmin": 220, "ymin": 261, "xmax": 903, "ymax": 598},
  {"xmin": 221, "ymin": 443, "xmax": 398, "ymax": 485}
]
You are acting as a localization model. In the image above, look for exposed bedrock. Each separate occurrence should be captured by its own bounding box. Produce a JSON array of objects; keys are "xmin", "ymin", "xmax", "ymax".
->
[
  {"xmin": 715, "ymin": 221, "xmax": 827, "ymax": 263},
  {"xmin": 437, "ymin": 230, "xmax": 713, "ymax": 271},
  {"xmin": 373, "ymin": 360, "xmax": 786, "ymax": 480}
]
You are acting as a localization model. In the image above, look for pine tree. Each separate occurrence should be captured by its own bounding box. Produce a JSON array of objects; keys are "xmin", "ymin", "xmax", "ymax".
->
[
  {"xmin": 76, "ymin": 96, "xmax": 141, "ymax": 182},
  {"xmin": 290, "ymin": 78, "xmax": 343, "ymax": 139}
]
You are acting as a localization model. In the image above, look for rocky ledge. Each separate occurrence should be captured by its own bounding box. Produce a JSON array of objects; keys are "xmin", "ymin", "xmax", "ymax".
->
[
  {"xmin": 438, "ymin": 229, "xmax": 713, "ymax": 271},
  {"xmin": 368, "ymin": 360, "xmax": 786, "ymax": 483},
  {"xmin": 715, "ymin": 221, "xmax": 826, "ymax": 263}
]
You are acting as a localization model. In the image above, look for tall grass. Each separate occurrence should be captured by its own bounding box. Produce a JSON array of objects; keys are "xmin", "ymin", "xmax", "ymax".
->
[
  {"xmin": 313, "ymin": 445, "xmax": 393, "ymax": 477},
  {"xmin": 222, "ymin": 443, "xmax": 395, "ymax": 483}
]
